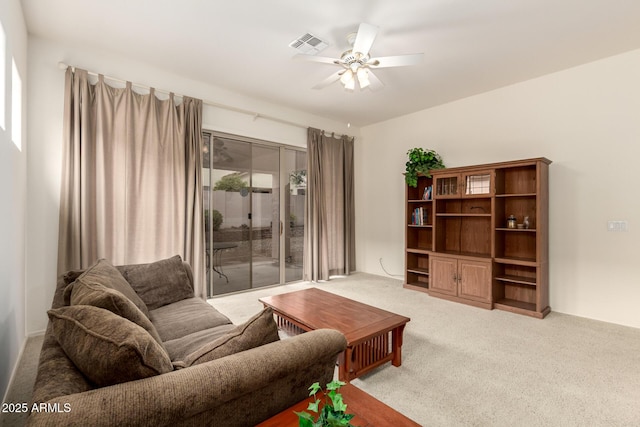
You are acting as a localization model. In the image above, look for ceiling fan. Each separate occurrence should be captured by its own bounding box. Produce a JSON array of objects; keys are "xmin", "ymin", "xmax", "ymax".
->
[
  {"xmin": 294, "ymin": 23, "xmax": 424, "ymax": 91},
  {"xmin": 212, "ymin": 138, "xmax": 233, "ymax": 163}
]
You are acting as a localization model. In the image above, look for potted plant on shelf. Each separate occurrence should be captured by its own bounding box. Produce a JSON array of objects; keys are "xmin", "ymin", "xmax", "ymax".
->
[
  {"xmin": 295, "ymin": 380, "xmax": 354, "ymax": 427},
  {"xmin": 405, "ymin": 148, "xmax": 445, "ymax": 187}
]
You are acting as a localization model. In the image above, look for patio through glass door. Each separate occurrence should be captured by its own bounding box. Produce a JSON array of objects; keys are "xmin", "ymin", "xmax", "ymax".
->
[{"xmin": 202, "ymin": 132, "xmax": 306, "ymax": 296}]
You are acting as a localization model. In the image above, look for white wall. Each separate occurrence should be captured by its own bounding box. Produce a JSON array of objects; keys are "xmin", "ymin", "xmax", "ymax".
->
[
  {"xmin": 356, "ymin": 48, "xmax": 640, "ymax": 328},
  {"xmin": 25, "ymin": 36, "xmax": 357, "ymax": 334},
  {"xmin": 0, "ymin": 0, "xmax": 27, "ymax": 401}
]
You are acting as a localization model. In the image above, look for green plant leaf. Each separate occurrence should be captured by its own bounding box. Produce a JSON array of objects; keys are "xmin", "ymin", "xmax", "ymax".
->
[
  {"xmin": 308, "ymin": 382, "xmax": 322, "ymax": 396},
  {"xmin": 295, "ymin": 411, "xmax": 314, "ymax": 427},
  {"xmin": 307, "ymin": 400, "xmax": 320, "ymax": 413},
  {"xmin": 325, "ymin": 408, "xmax": 352, "ymax": 427},
  {"xmin": 326, "ymin": 380, "xmax": 346, "ymax": 391},
  {"xmin": 330, "ymin": 393, "xmax": 347, "ymax": 413}
]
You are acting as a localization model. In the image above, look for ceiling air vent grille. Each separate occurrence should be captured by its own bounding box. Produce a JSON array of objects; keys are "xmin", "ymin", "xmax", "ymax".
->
[{"xmin": 289, "ymin": 33, "xmax": 328, "ymax": 55}]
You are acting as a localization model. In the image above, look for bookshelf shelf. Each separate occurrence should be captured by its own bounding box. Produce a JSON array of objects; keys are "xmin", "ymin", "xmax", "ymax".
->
[
  {"xmin": 406, "ymin": 248, "xmax": 430, "ymax": 255},
  {"xmin": 495, "ymin": 274, "xmax": 536, "ymax": 286},
  {"xmin": 436, "ymin": 213, "xmax": 492, "ymax": 217},
  {"xmin": 495, "ymin": 193, "xmax": 537, "ymax": 198},
  {"xmin": 494, "ymin": 298, "xmax": 536, "ymax": 313}
]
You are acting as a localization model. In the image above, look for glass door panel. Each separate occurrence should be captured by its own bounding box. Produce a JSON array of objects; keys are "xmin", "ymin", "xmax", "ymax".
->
[
  {"xmin": 284, "ymin": 148, "xmax": 306, "ymax": 283},
  {"xmin": 209, "ymin": 136, "xmax": 252, "ymax": 295},
  {"xmin": 251, "ymin": 145, "xmax": 280, "ymax": 288},
  {"xmin": 203, "ymin": 133, "xmax": 212, "ymax": 294}
]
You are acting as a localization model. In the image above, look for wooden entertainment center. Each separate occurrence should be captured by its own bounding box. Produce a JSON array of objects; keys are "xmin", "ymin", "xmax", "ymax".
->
[{"xmin": 404, "ymin": 157, "xmax": 551, "ymax": 318}]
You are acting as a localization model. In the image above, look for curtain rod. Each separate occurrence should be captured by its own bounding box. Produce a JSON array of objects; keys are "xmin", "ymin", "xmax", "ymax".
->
[{"xmin": 57, "ymin": 61, "xmax": 338, "ymax": 133}]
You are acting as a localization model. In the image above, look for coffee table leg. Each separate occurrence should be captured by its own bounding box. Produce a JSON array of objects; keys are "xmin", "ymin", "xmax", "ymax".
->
[
  {"xmin": 392, "ymin": 325, "xmax": 405, "ymax": 367},
  {"xmin": 339, "ymin": 347, "xmax": 353, "ymax": 383}
]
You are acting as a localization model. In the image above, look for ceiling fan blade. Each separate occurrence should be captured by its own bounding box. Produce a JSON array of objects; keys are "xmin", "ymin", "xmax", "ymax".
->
[
  {"xmin": 367, "ymin": 70, "xmax": 384, "ymax": 91},
  {"xmin": 312, "ymin": 70, "xmax": 343, "ymax": 89},
  {"xmin": 369, "ymin": 53, "xmax": 424, "ymax": 68},
  {"xmin": 352, "ymin": 23, "xmax": 378, "ymax": 56},
  {"xmin": 293, "ymin": 54, "xmax": 341, "ymax": 65}
]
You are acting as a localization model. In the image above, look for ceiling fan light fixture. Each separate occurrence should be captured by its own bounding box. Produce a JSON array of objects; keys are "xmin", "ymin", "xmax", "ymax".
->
[
  {"xmin": 357, "ymin": 68, "xmax": 370, "ymax": 89},
  {"xmin": 344, "ymin": 76, "xmax": 355, "ymax": 91},
  {"xmin": 340, "ymin": 69, "xmax": 354, "ymax": 85}
]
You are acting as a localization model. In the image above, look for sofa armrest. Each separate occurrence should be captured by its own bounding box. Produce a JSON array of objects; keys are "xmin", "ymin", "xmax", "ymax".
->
[{"xmin": 27, "ymin": 329, "xmax": 347, "ymax": 427}]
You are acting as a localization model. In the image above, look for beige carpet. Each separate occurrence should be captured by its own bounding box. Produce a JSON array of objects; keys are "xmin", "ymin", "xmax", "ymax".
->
[
  {"xmin": 210, "ymin": 273, "xmax": 640, "ymax": 426},
  {"xmin": 1, "ymin": 333, "xmax": 44, "ymax": 427},
  {"xmin": 4, "ymin": 272, "xmax": 640, "ymax": 426}
]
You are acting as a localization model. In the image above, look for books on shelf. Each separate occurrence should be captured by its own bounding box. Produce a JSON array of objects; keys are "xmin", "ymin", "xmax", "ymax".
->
[
  {"xmin": 411, "ymin": 207, "xmax": 428, "ymax": 226},
  {"xmin": 422, "ymin": 185, "xmax": 432, "ymax": 200}
]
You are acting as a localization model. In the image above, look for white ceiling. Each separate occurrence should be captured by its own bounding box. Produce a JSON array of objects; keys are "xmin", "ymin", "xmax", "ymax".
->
[{"xmin": 20, "ymin": 0, "xmax": 640, "ymax": 127}]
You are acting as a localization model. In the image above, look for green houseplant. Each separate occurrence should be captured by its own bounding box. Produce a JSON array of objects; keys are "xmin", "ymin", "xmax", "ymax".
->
[
  {"xmin": 405, "ymin": 148, "xmax": 445, "ymax": 187},
  {"xmin": 295, "ymin": 380, "xmax": 354, "ymax": 427}
]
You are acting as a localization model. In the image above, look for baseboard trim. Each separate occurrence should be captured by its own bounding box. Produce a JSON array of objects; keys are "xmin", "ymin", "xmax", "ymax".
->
[{"xmin": 1, "ymin": 335, "xmax": 28, "ymax": 404}]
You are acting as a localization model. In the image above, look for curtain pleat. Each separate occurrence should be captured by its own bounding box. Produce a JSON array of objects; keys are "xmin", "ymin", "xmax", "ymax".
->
[
  {"xmin": 303, "ymin": 127, "xmax": 355, "ymax": 281},
  {"xmin": 57, "ymin": 68, "xmax": 206, "ymax": 300}
]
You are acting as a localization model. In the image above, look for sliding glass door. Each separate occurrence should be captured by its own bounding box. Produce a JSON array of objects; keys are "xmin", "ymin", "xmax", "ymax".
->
[
  {"xmin": 203, "ymin": 135, "xmax": 251, "ymax": 295},
  {"xmin": 250, "ymin": 144, "xmax": 280, "ymax": 288},
  {"xmin": 283, "ymin": 148, "xmax": 306, "ymax": 283},
  {"xmin": 202, "ymin": 132, "xmax": 305, "ymax": 296}
]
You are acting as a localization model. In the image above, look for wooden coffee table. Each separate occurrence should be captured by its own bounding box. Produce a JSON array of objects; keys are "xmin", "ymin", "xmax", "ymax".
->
[
  {"xmin": 256, "ymin": 383, "xmax": 421, "ymax": 427},
  {"xmin": 259, "ymin": 288, "xmax": 410, "ymax": 382}
]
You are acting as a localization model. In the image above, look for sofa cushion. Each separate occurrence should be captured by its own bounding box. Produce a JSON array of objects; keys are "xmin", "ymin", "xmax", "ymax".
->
[
  {"xmin": 149, "ymin": 297, "xmax": 233, "ymax": 342},
  {"xmin": 64, "ymin": 281, "xmax": 164, "ymax": 346},
  {"xmin": 175, "ymin": 307, "xmax": 279, "ymax": 368},
  {"xmin": 72, "ymin": 258, "xmax": 150, "ymax": 317},
  {"xmin": 48, "ymin": 305, "xmax": 173, "ymax": 387},
  {"xmin": 163, "ymin": 324, "xmax": 236, "ymax": 361},
  {"xmin": 118, "ymin": 255, "xmax": 194, "ymax": 310}
]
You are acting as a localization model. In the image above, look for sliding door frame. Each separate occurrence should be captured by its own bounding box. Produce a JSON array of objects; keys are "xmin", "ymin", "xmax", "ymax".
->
[{"xmin": 204, "ymin": 130, "xmax": 306, "ymax": 295}]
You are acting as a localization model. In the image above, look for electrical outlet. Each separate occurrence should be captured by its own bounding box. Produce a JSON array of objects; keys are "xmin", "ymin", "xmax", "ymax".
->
[{"xmin": 607, "ymin": 220, "xmax": 628, "ymax": 232}]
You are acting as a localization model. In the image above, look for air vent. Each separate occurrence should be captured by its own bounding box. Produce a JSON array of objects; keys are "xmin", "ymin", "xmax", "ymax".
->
[{"xmin": 289, "ymin": 33, "xmax": 328, "ymax": 55}]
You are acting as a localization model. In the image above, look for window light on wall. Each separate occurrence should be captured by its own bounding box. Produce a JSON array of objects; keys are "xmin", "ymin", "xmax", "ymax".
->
[
  {"xmin": 11, "ymin": 57, "xmax": 21, "ymax": 151},
  {"xmin": 0, "ymin": 22, "xmax": 5, "ymax": 132}
]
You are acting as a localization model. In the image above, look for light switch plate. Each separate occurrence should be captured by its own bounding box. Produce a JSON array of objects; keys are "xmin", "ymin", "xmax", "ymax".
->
[{"xmin": 607, "ymin": 220, "xmax": 628, "ymax": 232}]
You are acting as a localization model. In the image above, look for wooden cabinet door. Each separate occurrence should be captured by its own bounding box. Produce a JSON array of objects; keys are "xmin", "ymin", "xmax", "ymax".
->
[
  {"xmin": 461, "ymin": 169, "xmax": 494, "ymax": 197},
  {"xmin": 458, "ymin": 259, "xmax": 492, "ymax": 303},
  {"xmin": 433, "ymin": 173, "xmax": 461, "ymax": 199},
  {"xmin": 429, "ymin": 257, "xmax": 458, "ymax": 296}
]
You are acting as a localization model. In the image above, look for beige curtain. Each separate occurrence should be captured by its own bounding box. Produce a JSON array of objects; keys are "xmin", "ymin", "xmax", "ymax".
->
[
  {"xmin": 57, "ymin": 68, "xmax": 206, "ymax": 299},
  {"xmin": 303, "ymin": 128, "xmax": 355, "ymax": 281}
]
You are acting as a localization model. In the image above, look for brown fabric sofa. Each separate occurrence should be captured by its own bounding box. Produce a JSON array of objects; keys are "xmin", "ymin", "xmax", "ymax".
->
[{"xmin": 28, "ymin": 255, "xmax": 347, "ymax": 426}]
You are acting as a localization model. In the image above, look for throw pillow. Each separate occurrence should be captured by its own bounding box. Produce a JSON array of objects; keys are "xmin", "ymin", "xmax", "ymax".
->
[
  {"xmin": 177, "ymin": 307, "xmax": 279, "ymax": 368},
  {"xmin": 64, "ymin": 280, "xmax": 164, "ymax": 346},
  {"xmin": 48, "ymin": 305, "xmax": 173, "ymax": 387},
  {"xmin": 118, "ymin": 255, "xmax": 194, "ymax": 310},
  {"xmin": 72, "ymin": 258, "xmax": 150, "ymax": 317}
]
